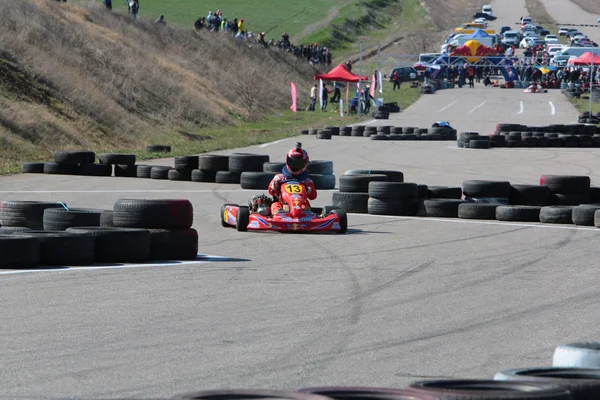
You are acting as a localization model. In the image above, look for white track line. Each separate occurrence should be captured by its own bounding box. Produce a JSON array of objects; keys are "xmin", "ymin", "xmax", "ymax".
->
[
  {"xmin": 518, "ymin": 101, "xmax": 524, "ymax": 115},
  {"xmin": 468, "ymin": 100, "xmax": 487, "ymax": 114},
  {"xmin": 259, "ymin": 138, "xmax": 288, "ymax": 148},
  {"xmin": 351, "ymin": 213, "xmax": 600, "ymax": 232},
  {"xmin": 549, "ymin": 101, "xmax": 556, "ymax": 115},
  {"xmin": 0, "ymin": 255, "xmax": 234, "ymax": 275},
  {"xmin": 437, "ymin": 100, "xmax": 458, "ymax": 112}
]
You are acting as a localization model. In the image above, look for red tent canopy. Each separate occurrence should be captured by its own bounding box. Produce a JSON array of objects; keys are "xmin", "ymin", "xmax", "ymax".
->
[
  {"xmin": 314, "ymin": 64, "xmax": 369, "ymax": 82},
  {"xmin": 568, "ymin": 52, "xmax": 600, "ymax": 66}
]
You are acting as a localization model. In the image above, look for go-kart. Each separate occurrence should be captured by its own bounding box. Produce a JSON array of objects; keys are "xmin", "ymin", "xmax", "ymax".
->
[{"xmin": 221, "ymin": 181, "xmax": 347, "ymax": 233}]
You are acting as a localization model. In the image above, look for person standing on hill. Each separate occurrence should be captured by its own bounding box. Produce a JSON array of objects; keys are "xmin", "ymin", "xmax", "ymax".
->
[
  {"xmin": 103, "ymin": 0, "xmax": 112, "ymax": 10},
  {"xmin": 391, "ymin": 70, "xmax": 400, "ymax": 91},
  {"xmin": 321, "ymin": 83, "xmax": 331, "ymax": 112},
  {"xmin": 238, "ymin": 18, "xmax": 246, "ymax": 35},
  {"xmin": 129, "ymin": 0, "xmax": 139, "ymax": 19},
  {"xmin": 308, "ymin": 83, "xmax": 317, "ymax": 111}
]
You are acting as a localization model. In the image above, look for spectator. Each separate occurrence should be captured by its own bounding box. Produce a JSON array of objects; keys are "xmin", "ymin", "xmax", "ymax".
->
[
  {"xmin": 467, "ymin": 66, "xmax": 475, "ymax": 88},
  {"xmin": 103, "ymin": 0, "xmax": 112, "ymax": 9},
  {"xmin": 155, "ymin": 15, "xmax": 166, "ymax": 25},
  {"xmin": 194, "ymin": 17, "xmax": 206, "ymax": 30},
  {"xmin": 238, "ymin": 18, "xmax": 246, "ymax": 35},
  {"xmin": 321, "ymin": 83, "xmax": 331, "ymax": 112},
  {"xmin": 331, "ymin": 83, "xmax": 341, "ymax": 103},
  {"xmin": 362, "ymin": 85, "xmax": 374, "ymax": 113},
  {"xmin": 483, "ymin": 75, "xmax": 492, "ymax": 87},
  {"xmin": 391, "ymin": 70, "xmax": 400, "ymax": 91},
  {"xmin": 307, "ymin": 84, "xmax": 317, "ymax": 111},
  {"xmin": 345, "ymin": 60, "xmax": 352, "ymax": 72},
  {"xmin": 129, "ymin": 0, "xmax": 139, "ymax": 19}
]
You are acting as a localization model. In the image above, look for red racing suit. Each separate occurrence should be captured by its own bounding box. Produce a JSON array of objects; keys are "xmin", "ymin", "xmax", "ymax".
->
[{"xmin": 268, "ymin": 172, "xmax": 317, "ymax": 215}]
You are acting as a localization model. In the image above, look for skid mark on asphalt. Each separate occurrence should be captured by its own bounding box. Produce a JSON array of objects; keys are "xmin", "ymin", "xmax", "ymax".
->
[{"xmin": 0, "ymin": 255, "xmax": 246, "ymax": 275}]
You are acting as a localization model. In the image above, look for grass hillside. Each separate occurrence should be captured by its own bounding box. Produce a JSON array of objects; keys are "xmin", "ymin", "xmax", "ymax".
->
[{"xmin": 0, "ymin": 0, "xmax": 324, "ymax": 171}]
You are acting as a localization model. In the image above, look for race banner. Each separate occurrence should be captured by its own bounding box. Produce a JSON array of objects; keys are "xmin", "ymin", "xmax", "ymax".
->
[
  {"xmin": 290, "ymin": 82, "xmax": 297, "ymax": 112},
  {"xmin": 378, "ymin": 71, "xmax": 383, "ymax": 93},
  {"xmin": 319, "ymin": 79, "xmax": 324, "ymax": 109},
  {"xmin": 370, "ymin": 73, "xmax": 377, "ymax": 98}
]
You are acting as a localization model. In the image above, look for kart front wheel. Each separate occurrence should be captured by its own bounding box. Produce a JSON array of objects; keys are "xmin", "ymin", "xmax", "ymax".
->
[
  {"xmin": 236, "ymin": 206, "xmax": 250, "ymax": 232},
  {"xmin": 221, "ymin": 204, "xmax": 236, "ymax": 228},
  {"xmin": 333, "ymin": 209, "xmax": 347, "ymax": 234}
]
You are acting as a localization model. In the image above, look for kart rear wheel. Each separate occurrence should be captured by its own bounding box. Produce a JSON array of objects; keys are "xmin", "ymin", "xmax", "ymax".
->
[
  {"xmin": 220, "ymin": 204, "xmax": 236, "ymax": 228},
  {"xmin": 332, "ymin": 209, "xmax": 347, "ymax": 234},
  {"xmin": 236, "ymin": 206, "xmax": 250, "ymax": 232}
]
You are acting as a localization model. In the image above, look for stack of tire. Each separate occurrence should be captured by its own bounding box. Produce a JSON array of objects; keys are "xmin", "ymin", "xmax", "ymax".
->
[
  {"xmin": 333, "ymin": 170, "xmax": 404, "ymax": 213},
  {"xmin": 260, "ymin": 160, "xmax": 336, "ymax": 190},
  {"xmin": 166, "ymin": 156, "xmax": 199, "ymax": 181},
  {"xmin": 191, "ymin": 154, "xmax": 229, "ymax": 183},
  {"xmin": 577, "ymin": 111, "xmax": 600, "ymax": 124},
  {"xmin": 22, "ymin": 151, "xmax": 134, "ymax": 176},
  {"xmin": 384, "ymin": 102, "xmax": 401, "ymax": 113},
  {"xmin": 0, "ymin": 199, "xmax": 197, "ymax": 269},
  {"xmin": 371, "ymin": 106, "xmax": 390, "ymax": 120},
  {"xmin": 463, "ymin": 123, "xmax": 600, "ymax": 149}
]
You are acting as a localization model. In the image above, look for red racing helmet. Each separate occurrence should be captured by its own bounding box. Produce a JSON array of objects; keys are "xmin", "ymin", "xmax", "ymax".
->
[{"xmin": 286, "ymin": 142, "xmax": 309, "ymax": 176}]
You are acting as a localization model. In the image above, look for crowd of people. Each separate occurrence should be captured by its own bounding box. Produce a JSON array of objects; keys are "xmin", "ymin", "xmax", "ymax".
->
[{"xmin": 193, "ymin": 10, "xmax": 333, "ymax": 66}]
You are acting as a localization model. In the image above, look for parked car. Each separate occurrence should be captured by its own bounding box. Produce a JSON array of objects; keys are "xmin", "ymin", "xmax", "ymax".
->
[
  {"xmin": 502, "ymin": 31, "xmax": 521, "ymax": 46},
  {"xmin": 536, "ymin": 26, "xmax": 550, "ymax": 36},
  {"xmin": 558, "ymin": 27, "xmax": 569, "ymax": 36},
  {"xmin": 545, "ymin": 34, "xmax": 559, "ymax": 44},
  {"xmin": 472, "ymin": 12, "xmax": 497, "ymax": 21},
  {"xmin": 473, "ymin": 18, "xmax": 488, "ymax": 28},
  {"xmin": 389, "ymin": 66, "xmax": 419, "ymax": 82},
  {"xmin": 500, "ymin": 26, "xmax": 511, "ymax": 35}
]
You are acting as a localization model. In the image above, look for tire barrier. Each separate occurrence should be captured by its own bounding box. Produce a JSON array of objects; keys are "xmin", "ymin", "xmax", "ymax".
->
[
  {"xmin": 461, "ymin": 123, "xmax": 600, "ymax": 149},
  {"xmin": 329, "ymin": 172, "xmax": 600, "ymax": 226},
  {"xmin": 305, "ymin": 125, "xmax": 458, "ymax": 141},
  {"xmin": 0, "ymin": 199, "xmax": 199, "ymax": 269}
]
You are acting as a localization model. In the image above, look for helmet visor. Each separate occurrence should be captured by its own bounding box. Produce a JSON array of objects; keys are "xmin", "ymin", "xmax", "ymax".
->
[{"xmin": 287, "ymin": 156, "xmax": 306, "ymax": 173}]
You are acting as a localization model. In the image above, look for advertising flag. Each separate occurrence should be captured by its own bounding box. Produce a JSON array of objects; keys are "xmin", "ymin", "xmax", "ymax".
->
[{"xmin": 290, "ymin": 82, "xmax": 297, "ymax": 112}]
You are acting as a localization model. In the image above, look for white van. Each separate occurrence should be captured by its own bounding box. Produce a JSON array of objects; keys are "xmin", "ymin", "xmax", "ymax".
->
[
  {"xmin": 482, "ymin": 5, "xmax": 493, "ymax": 14},
  {"xmin": 556, "ymin": 47, "xmax": 600, "ymax": 58}
]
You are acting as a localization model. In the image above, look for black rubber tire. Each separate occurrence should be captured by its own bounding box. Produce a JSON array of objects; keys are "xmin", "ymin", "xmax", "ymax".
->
[
  {"xmin": 67, "ymin": 227, "xmax": 150, "ymax": 263},
  {"xmin": 22, "ymin": 162, "xmax": 45, "ymax": 173},
  {"xmin": 308, "ymin": 128, "xmax": 318, "ymax": 135},
  {"xmin": 403, "ymin": 127, "xmax": 416, "ymax": 134},
  {"xmin": 236, "ymin": 206, "xmax": 250, "ymax": 231},
  {"xmin": 494, "ymin": 367, "xmax": 600, "ymax": 399},
  {"xmin": 44, "ymin": 162, "xmax": 79, "ymax": 175},
  {"xmin": 316, "ymin": 132, "xmax": 332, "ymax": 140},
  {"xmin": 407, "ymin": 379, "xmax": 571, "ymax": 400},
  {"xmin": 149, "ymin": 229, "xmax": 198, "ymax": 260},
  {"xmin": 240, "ymin": 172, "xmax": 275, "ymax": 190},
  {"xmin": 307, "ymin": 160, "xmax": 334, "ymax": 175},
  {"xmin": 79, "ymin": 163, "xmax": 113, "ymax": 177},
  {"xmin": 551, "ymin": 193, "xmax": 590, "ymax": 206},
  {"xmin": 458, "ymin": 203, "xmax": 499, "ymax": 220},
  {"xmin": 228, "ymin": 153, "xmax": 270, "ymax": 173},
  {"xmin": 263, "ymin": 162, "xmax": 286, "ymax": 173},
  {"xmin": 423, "ymin": 199, "xmax": 469, "ymax": 218},
  {"xmin": 215, "ymin": 171, "xmax": 241, "ymax": 184},
  {"xmin": 136, "ymin": 165, "xmax": 153, "ymax": 178},
  {"xmin": 174, "ymin": 156, "xmax": 199, "ymax": 171},
  {"xmin": 350, "ymin": 130, "xmax": 363, "ymax": 137},
  {"xmin": 309, "ymin": 174, "xmax": 336, "ymax": 190},
  {"xmin": 339, "ymin": 174, "xmax": 387, "ymax": 193},
  {"xmin": 344, "ymin": 169, "xmax": 403, "ymax": 182},
  {"xmin": 299, "ymin": 129, "xmax": 309, "ymax": 135},
  {"xmin": 13, "ymin": 231, "xmax": 95, "ymax": 266},
  {"xmin": 191, "ymin": 169, "xmax": 216, "ymax": 182},
  {"xmin": 495, "ymin": 206, "xmax": 541, "ymax": 222},
  {"xmin": 146, "ymin": 145, "xmax": 172, "ymax": 153},
  {"xmin": 297, "ymin": 387, "xmax": 427, "ymax": 400},
  {"xmin": 100, "ymin": 210, "xmax": 114, "ymax": 227},
  {"xmin": 463, "ymin": 180, "xmax": 511, "ymax": 198},
  {"xmin": 43, "ymin": 208, "xmax": 103, "ymax": 231},
  {"xmin": 170, "ymin": 390, "xmax": 334, "ymax": 400},
  {"xmin": 198, "ymin": 155, "xmax": 229, "ymax": 171},
  {"xmin": 99, "ymin": 153, "xmax": 136, "ymax": 165},
  {"xmin": 539, "ymin": 206, "xmax": 574, "ymax": 224},
  {"xmin": 368, "ymin": 182, "xmax": 417, "ymax": 199},
  {"xmin": 540, "ymin": 175, "xmax": 591, "ymax": 194},
  {"xmin": 332, "ymin": 192, "xmax": 369, "ymax": 213},
  {"xmin": 54, "ymin": 151, "xmax": 95, "ymax": 164},
  {"xmin": 572, "ymin": 205, "xmax": 600, "ymax": 226},
  {"xmin": 150, "ymin": 166, "xmax": 173, "ymax": 179},
  {"xmin": 370, "ymin": 134, "xmax": 388, "ymax": 140},
  {"xmin": 0, "ymin": 236, "xmax": 40, "ymax": 268},
  {"xmin": 0, "ymin": 226, "xmax": 32, "ymax": 234},
  {"xmin": 427, "ymin": 186, "xmax": 463, "ymax": 199},
  {"xmin": 114, "ymin": 164, "xmax": 137, "ymax": 178},
  {"xmin": 168, "ymin": 169, "xmax": 192, "ymax": 181},
  {"xmin": 509, "ymin": 185, "xmax": 553, "ymax": 206},
  {"xmin": 0, "ymin": 201, "xmax": 67, "ymax": 229},
  {"xmin": 332, "ymin": 209, "xmax": 348, "ymax": 234},
  {"xmin": 469, "ymin": 140, "xmax": 490, "ymax": 149},
  {"xmin": 113, "ymin": 199, "xmax": 193, "ymax": 229},
  {"xmin": 368, "ymin": 197, "xmax": 418, "ymax": 216}
]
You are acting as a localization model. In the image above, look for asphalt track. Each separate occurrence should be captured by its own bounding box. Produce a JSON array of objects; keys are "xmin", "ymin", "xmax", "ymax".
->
[{"xmin": 1, "ymin": 3, "xmax": 599, "ymax": 400}]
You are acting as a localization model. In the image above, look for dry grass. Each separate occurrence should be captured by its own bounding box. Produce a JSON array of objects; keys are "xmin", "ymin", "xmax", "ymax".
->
[
  {"xmin": 524, "ymin": 0, "xmax": 556, "ymax": 27},
  {"xmin": 570, "ymin": 0, "xmax": 600, "ymax": 15},
  {"xmin": 0, "ymin": 0, "xmax": 319, "ymax": 164}
]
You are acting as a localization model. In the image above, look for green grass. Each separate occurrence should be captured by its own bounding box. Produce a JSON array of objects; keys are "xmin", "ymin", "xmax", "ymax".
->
[
  {"xmin": 568, "ymin": 96, "xmax": 600, "ymax": 116},
  {"xmin": 76, "ymin": 0, "xmax": 358, "ymax": 39}
]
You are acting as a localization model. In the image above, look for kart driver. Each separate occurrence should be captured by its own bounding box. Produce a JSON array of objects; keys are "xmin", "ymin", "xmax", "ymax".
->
[{"xmin": 268, "ymin": 142, "xmax": 317, "ymax": 215}]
